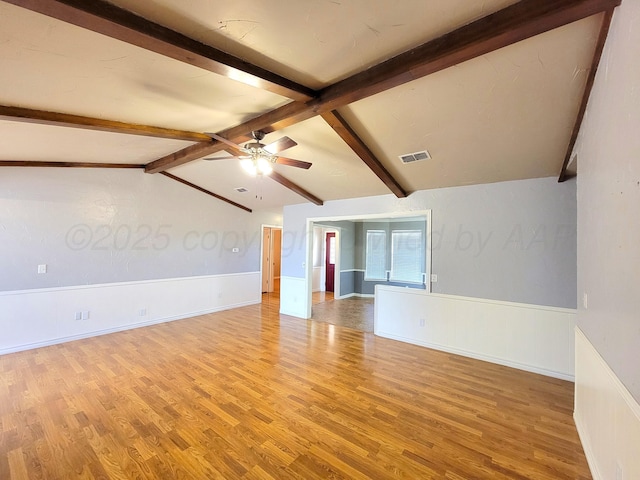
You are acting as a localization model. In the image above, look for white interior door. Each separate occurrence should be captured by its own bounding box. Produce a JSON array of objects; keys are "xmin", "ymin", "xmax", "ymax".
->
[{"xmin": 261, "ymin": 227, "xmax": 271, "ymax": 293}]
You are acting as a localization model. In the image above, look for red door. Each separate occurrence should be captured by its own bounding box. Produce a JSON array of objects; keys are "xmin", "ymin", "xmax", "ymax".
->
[{"xmin": 325, "ymin": 232, "xmax": 335, "ymax": 292}]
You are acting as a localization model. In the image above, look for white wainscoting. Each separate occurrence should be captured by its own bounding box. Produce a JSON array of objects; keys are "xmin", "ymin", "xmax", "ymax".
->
[
  {"xmin": 574, "ymin": 328, "xmax": 640, "ymax": 480},
  {"xmin": 374, "ymin": 285, "xmax": 576, "ymax": 380},
  {"xmin": 0, "ymin": 272, "xmax": 261, "ymax": 355},
  {"xmin": 279, "ymin": 276, "xmax": 308, "ymax": 318}
]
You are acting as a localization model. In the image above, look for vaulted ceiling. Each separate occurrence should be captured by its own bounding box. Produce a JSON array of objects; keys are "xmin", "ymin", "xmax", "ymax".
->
[{"xmin": 0, "ymin": 0, "xmax": 620, "ymax": 212}]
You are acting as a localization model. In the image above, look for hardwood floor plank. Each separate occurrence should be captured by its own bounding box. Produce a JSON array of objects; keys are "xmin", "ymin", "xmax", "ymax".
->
[
  {"xmin": 0, "ymin": 297, "xmax": 591, "ymax": 479},
  {"xmin": 7, "ymin": 448, "xmax": 29, "ymax": 480},
  {"xmin": 243, "ymin": 464, "xmax": 277, "ymax": 480}
]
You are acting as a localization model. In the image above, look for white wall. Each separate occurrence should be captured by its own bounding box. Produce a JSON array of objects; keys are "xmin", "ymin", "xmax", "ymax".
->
[
  {"xmin": 574, "ymin": 328, "xmax": 640, "ymax": 480},
  {"xmin": 311, "ymin": 226, "xmax": 325, "ymax": 292},
  {"xmin": 572, "ymin": 1, "xmax": 640, "ymax": 478},
  {"xmin": 0, "ymin": 168, "xmax": 280, "ymax": 351},
  {"xmin": 573, "ymin": 0, "xmax": 640, "ymax": 405},
  {"xmin": 280, "ymin": 276, "xmax": 307, "ymax": 318},
  {"xmin": 375, "ymin": 286, "xmax": 576, "ymax": 380}
]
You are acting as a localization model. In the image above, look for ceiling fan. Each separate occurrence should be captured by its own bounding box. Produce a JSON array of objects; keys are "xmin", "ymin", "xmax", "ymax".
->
[{"xmin": 204, "ymin": 131, "xmax": 312, "ymax": 176}]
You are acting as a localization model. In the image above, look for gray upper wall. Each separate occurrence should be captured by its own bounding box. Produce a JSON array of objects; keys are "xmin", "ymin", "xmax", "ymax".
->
[
  {"xmin": 573, "ymin": 1, "xmax": 640, "ymax": 401},
  {"xmin": 283, "ymin": 176, "xmax": 577, "ymax": 309},
  {"xmin": 0, "ymin": 168, "xmax": 280, "ymax": 291}
]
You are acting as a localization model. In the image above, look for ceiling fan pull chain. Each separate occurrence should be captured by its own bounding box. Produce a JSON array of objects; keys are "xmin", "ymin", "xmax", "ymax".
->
[{"xmin": 259, "ymin": 175, "xmax": 264, "ymax": 200}]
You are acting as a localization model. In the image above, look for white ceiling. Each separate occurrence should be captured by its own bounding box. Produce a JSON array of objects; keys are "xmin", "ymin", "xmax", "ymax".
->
[{"xmin": 0, "ymin": 1, "xmax": 605, "ymax": 212}]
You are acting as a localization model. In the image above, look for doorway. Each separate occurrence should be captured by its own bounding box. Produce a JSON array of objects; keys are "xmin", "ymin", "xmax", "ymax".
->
[
  {"xmin": 261, "ymin": 226, "xmax": 282, "ymax": 294},
  {"xmin": 310, "ymin": 226, "xmax": 339, "ymax": 308},
  {"xmin": 304, "ymin": 212, "xmax": 432, "ymax": 321}
]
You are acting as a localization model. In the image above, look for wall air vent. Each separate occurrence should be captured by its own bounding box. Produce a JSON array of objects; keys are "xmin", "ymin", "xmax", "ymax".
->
[
  {"xmin": 234, "ymin": 187, "xmax": 248, "ymax": 193},
  {"xmin": 399, "ymin": 150, "xmax": 431, "ymax": 164}
]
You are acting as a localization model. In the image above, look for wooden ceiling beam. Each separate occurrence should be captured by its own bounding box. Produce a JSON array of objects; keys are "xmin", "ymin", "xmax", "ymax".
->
[
  {"xmin": 2, "ymin": 0, "xmax": 315, "ymax": 102},
  {"xmin": 160, "ymin": 172, "xmax": 252, "ymax": 213},
  {"xmin": 0, "ymin": 105, "xmax": 212, "ymax": 142},
  {"xmin": 0, "ymin": 160, "xmax": 144, "ymax": 168},
  {"xmin": 321, "ymin": 111, "xmax": 408, "ymax": 198},
  {"xmin": 269, "ymin": 171, "xmax": 323, "ymax": 206},
  {"xmin": 145, "ymin": 0, "xmax": 621, "ymax": 176},
  {"xmin": 558, "ymin": 9, "xmax": 614, "ymax": 182},
  {"xmin": 145, "ymin": 102, "xmax": 310, "ymax": 173}
]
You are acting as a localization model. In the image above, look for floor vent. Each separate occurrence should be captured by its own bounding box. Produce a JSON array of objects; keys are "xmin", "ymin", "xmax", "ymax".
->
[
  {"xmin": 399, "ymin": 150, "xmax": 431, "ymax": 164},
  {"xmin": 235, "ymin": 187, "xmax": 248, "ymax": 193}
]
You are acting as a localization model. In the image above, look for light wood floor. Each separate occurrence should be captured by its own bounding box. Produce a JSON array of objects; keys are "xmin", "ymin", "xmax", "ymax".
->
[
  {"xmin": 0, "ymin": 294, "xmax": 591, "ymax": 479},
  {"xmin": 311, "ymin": 295, "xmax": 374, "ymax": 332}
]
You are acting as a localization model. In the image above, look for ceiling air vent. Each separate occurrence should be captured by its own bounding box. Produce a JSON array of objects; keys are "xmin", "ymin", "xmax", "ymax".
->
[
  {"xmin": 234, "ymin": 187, "xmax": 248, "ymax": 193},
  {"xmin": 399, "ymin": 150, "xmax": 431, "ymax": 164}
]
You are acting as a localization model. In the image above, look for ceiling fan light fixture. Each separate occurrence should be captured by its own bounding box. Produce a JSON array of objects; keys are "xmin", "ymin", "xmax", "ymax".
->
[
  {"xmin": 240, "ymin": 159, "xmax": 257, "ymax": 176},
  {"xmin": 256, "ymin": 156, "xmax": 273, "ymax": 175},
  {"xmin": 240, "ymin": 156, "xmax": 273, "ymax": 176},
  {"xmin": 207, "ymin": 131, "xmax": 307, "ymax": 177}
]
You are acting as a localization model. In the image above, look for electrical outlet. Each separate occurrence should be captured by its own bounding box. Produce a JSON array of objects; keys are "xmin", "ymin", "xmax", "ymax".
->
[
  {"xmin": 419, "ymin": 318, "xmax": 426, "ymax": 327},
  {"xmin": 430, "ymin": 274, "xmax": 438, "ymax": 283},
  {"xmin": 81, "ymin": 311, "xmax": 90, "ymax": 320},
  {"xmin": 138, "ymin": 308, "xmax": 147, "ymax": 317},
  {"xmin": 232, "ymin": 247, "xmax": 239, "ymax": 253},
  {"xmin": 75, "ymin": 311, "xmax": 82, "ymax": 321},
  {"xmin": 616, "ymin": 462, "xmax": 623, "ymax": 480},
  {"xmin": 583, "ymin": 293, "xmax": 588, "ymax": 309},
  {"xmin": 37, "ymin": 264, "xmax": 47, "ymax": 274}
]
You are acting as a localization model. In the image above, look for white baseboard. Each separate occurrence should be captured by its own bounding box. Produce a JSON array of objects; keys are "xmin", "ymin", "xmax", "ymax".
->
[
  {"xmin": 574, "ymin": 327, "xmax": 640, "ymax": 480},
  {"xmin": 374, "ymin": 285, "xmax": 576, "ymax": 380},
  {"xmin": 335, "ymin": 292, "xmax": 374, "ymax": 300},
  {"xmin": 0, "ymin": 272, "xmax": 261, "ymax": 355}
]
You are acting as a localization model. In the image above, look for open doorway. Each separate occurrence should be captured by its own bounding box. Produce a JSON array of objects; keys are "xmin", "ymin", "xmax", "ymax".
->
[
  {"xmin": 261, "ymin": 226, "xmax": 282, "ymax": 299},
  {"xmin": 311, "ymin": 226, "xmax": 339, "ymax": 306},
  {"xmin": 304, "ymin": 212, "xmax": 432, "ymax": 331}
]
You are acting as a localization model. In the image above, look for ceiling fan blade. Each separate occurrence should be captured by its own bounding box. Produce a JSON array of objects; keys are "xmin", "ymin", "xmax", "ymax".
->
[
  {"xmin": 275, "ymin": 156, "xmax": 312, "ymax": 169},
  {"xmin": 205, "ymin": 132, "xmax": 250, "ymax": 153},
  {"xmin": 263, "ymin": 136, "xmax": 297, "ymax": 154}
]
